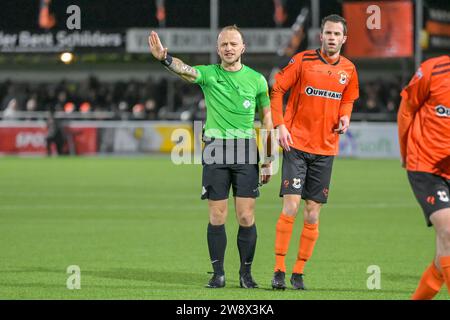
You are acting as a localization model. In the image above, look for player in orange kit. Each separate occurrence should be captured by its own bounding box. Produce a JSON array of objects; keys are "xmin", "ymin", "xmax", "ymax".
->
[
  {"xmin": 270, "ymin": 14, "xmax": 359, "ymax": 290},
  {"xmin": 397, "ymin": 55, "xmax": 450, "ymax": 300}
]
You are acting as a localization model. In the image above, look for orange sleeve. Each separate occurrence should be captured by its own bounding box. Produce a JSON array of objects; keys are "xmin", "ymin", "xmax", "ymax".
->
[
  {"xmin": 400, "ymin": 61, "xmax": 432, "ymax": 109},
  {"xmin": 270, "ymin": 54, "xmax": 303, "ymax": 128},
  {"xmin": 397, "ymin": 99, "xmax": 420, "ymax": 163},
  {"xmin": 397, "ymin": 61, "xmax": 432, "ymax": 162},
  {"xmin": 339, "ymin": 102, "xmax": 353, "ymax": 118},
  {"xmin": 341, "ymin": 68, "xmax": 359, "ymax": 105}
]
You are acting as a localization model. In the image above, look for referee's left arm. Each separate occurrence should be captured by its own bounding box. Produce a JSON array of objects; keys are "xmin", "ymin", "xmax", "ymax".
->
[
  {"xmin": 260, "ymin": 106, "xmax": 273, "ymax": 184},
  {"xmin": 260, "ymin": 106, "xmax": 273, "ymax": 159}
]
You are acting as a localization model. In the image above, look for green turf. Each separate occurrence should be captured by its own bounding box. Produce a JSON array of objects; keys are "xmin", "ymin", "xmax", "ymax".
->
[{"xmin": 0, "ymin": 156, "xmax": 446, "ymax": 299}]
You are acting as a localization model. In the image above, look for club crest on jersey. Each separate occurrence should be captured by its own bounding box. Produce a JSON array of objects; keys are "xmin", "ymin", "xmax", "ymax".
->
[
  {"xmin": 416, "ymin": 68, "xmax": 423, "ymax": 79},
  {"xmin": 338, "ymin": 71, "xmax": 348, "ymax": 85},
  {"xmin": 243, "ymin": 100, "xmax": 251, "ymax": 109},
  {"xmin": 305, "ymin": 86, "xmax": 342, "ymax": 100}
]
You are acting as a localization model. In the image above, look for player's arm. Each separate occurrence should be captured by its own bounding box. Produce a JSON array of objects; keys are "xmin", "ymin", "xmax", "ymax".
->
[
  {"xmin": 334, "ymin": 103, "xmax": 353, "ymax": 134},
  {"xmin": 397, "ymin": 62, "xmax": 431, "ymax": 167},
  {"xmin": 397, "ymin": 98, "xmax": 419, "ymax": 167},
  {"xmin": 270, "ymin": 57, "xmax": 301, "ymax": 151},
  {"xmin": 336, "ymin": 69, "xmax": 359, "ymax": 134},
  {"xmin": 148, "ymin": 31, "xmax": 199, "ymax": 83},
  {"xmin": 259, "ymin": 106, "xmax": 273, "ymax": 184}
]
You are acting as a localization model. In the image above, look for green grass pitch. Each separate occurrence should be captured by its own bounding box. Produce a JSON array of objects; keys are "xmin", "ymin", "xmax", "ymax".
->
[{"xmin": 0, "ymin": 156, "xmax": 446, "ymax": 300}]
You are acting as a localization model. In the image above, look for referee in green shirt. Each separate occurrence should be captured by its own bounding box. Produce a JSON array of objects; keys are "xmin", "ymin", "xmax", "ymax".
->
[{"xmin": 149, "ymin": 25, "xmax": 273, "ymax": 289}]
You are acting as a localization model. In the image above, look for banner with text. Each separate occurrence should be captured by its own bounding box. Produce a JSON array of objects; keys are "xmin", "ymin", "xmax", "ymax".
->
[
  {"xmin": 426, "ymin": 7, "xmax": 450, "ymax": 51},
  {"xmin": 0, "ymin": 122, "xmax": 400, "ymax": 158},
  {"xmin": 0, "ymin": 30, "xmax": 124, "ymax": 53},
  {"xmin": 127, "ymin": 28, "xmax": 292, "ymax": 53},
  {"xmin": 339, "ymin": 122, "xmax": 400, "ymax": 158},
  {"xmin": 0, "ymin": 123, "xmax": 97, "ymax": 155},
  {"xmin": 0, "ymin": 122, "xmax": 192, "ymax": 155}
]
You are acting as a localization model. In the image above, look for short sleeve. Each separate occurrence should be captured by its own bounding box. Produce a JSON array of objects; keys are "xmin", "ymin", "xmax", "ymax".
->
[
  {"xmin": 256, "ymin": 74, "xmax": 270, "ymax": 109},
  {"xmin": 341, "ymin": 68, "xmax": 359, "ymax": 104},
  {"xmin": 193, "ymin": 65, "xmax": 210, "ymax": 87}
]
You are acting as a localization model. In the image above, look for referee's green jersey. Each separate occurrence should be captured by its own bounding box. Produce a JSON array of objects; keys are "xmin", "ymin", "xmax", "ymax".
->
[{"xmin": 193, "ymin": 64, "xmax": 270, "ymax": 139}]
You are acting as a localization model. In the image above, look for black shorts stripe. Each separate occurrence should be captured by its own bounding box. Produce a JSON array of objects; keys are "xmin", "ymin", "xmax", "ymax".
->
[{"xmin": 431, "ymin": 68, "xmax": 450, "ymax": 76}]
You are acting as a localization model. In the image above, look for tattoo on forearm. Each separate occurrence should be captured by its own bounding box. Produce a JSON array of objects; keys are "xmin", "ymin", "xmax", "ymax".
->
[{"xmin": 167, "ymin": 57, "xmax": 198, "ymax": 79}]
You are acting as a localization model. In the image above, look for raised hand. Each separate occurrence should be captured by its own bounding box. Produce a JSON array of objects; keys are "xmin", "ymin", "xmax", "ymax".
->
[{"xmin": 148, "ymin": 31, "xmax": 167, "ymax": 61}]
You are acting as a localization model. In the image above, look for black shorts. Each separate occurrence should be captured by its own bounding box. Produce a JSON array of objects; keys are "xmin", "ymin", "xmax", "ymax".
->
[
  {"xmin": 279, "ymin": 148, "xmax": 334, "ymax": 203},
  {"xmin": 407, "ymin": 171, "xmax": 450, "ymax": 227},
  {"xmin": 201, "ymin": 137, "xmax": 260, "ymax": 200},
  {"xmin": 201, "ymin": 164, "xmax": 260, "ymax": 200}
]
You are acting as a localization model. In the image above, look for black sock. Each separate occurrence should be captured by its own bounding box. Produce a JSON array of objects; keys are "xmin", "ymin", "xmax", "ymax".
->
[
  {"xmin": 207, "ymin": 223, "xmax": 226, "ymax": 276},
  {"xmin": 237, "ymin": 224, "xmax": 257, "ymax": 275}
]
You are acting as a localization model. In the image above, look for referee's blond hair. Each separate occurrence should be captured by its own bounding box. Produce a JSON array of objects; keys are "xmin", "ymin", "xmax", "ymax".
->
[{"xmin": 219, "ymin": 25, "xmax": 245, "ymax": 43}]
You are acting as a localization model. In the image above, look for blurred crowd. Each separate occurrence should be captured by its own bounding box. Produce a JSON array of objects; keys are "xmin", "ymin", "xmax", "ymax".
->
[
  {"xmin": 0, "ymin": 76, "xmax": 169, "ymax": 120},
  {"xmin": 0, "ymin": 75, "xmax": 403, "ymax": 121},
  {"xmin": 353, "ymin": 77, "xmax": 403, "ymax": 115}
]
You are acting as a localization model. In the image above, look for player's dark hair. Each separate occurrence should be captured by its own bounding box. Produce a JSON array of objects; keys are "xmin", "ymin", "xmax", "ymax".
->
[
  {"xmin": 321, "ymin": 14, "xmax": 347, "ymax": 35},
  {"xmin": 219, "ymin": 25, "xmax": 245, "ymax": 43}
]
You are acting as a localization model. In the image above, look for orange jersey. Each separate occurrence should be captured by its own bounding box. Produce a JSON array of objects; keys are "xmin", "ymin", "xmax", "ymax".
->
[
  {"xmin": 271, "ymin": 49, "xmax": 359, "ymax": 155},
  {"xmin": 399, "ymin": 55, "xmax": 450, "ymax": 179}
]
